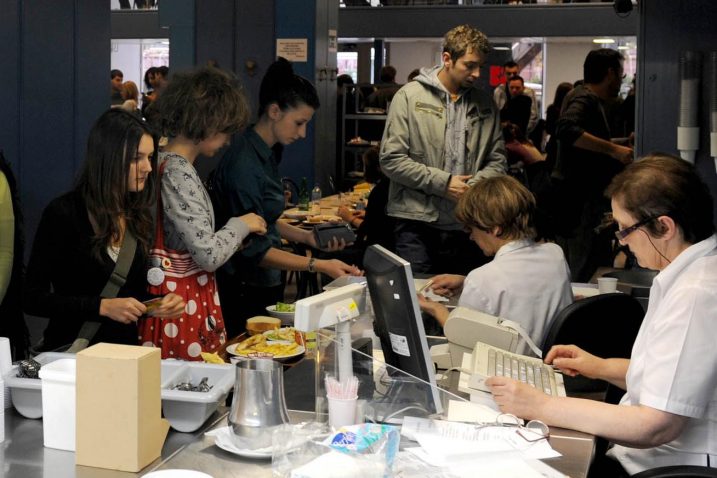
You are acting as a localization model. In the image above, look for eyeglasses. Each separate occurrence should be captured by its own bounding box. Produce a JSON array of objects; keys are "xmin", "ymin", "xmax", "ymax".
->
[
  {"xmin": 478, "ymin": 413, "xmax": 550, "ymax": 443},
  {"xmin": 614, "ymin": 216, "xmax": 658, "ymax": 241}
]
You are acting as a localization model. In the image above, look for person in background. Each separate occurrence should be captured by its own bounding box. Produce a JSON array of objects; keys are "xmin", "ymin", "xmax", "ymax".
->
[
  {"xmin": 337, "ymin": 146, "xmax": 395, "ymax": 252},
  {"xmin": 554, "ymin": 48, "xmax": 633, "ymax": 282},
  {"xmin": 111, "ymin": 69, "xmax": 124, "ymax": 106},
  {"xmin": 210, "ymin": 58, "xmax": 360, "ymax": 335},
  {"xmin": 366, "ymin": 65, "xmax": 401, "ymax": 110},
  {"xmin": 500, "ymin": 75, "xmax": 533, "ymax": 138},
  {"xmin": 118, "ymin": 81, "xmax": 141, "ymax": 116},
  {"xmin": 418, "ymin": 176, "xmax": 572, "ymax": 355},
  {"xmin": 493, "ymin": 61, "xmax": 539, "ymax": 134},
  {"xmin": 503, "ymin": 122, "xmax": 544, "ymax": 169},
  {"xmin": 24, "ymin": 110, "xmax": 185, "ymax": 351},
  {"xmin": 0, "ymin": 151, "xmax": 29, "ymax": 359},
  {"xmin": 139, "ymin": 67, "xmax": 266, "ymax": 359},
  {"xmin": 544, "ymin": 81, "xmax": 573, "ymax": 168},
  {"xmin": 380, "ymin": 24, "xmax": 506, "ymax": 275},
  {"xmin": 488, "ymin": 154, "xmax": 717, "ymax": 476}
]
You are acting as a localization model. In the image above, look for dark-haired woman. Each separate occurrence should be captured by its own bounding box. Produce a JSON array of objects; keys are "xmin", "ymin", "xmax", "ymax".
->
[
  {"xmin": 139, "ymin": 67, "xmax": 267, "ymax": 360},
  {"xmin": 211, "ymin": 57, "xmax": 359, "ymax": 334},
  {"xmin": 24, "ymin": 109, "xmax": 184, "ymax": 351},
  {"xmin": 487, "ymin": 154, "xmax": 717, "ymax": 476}
]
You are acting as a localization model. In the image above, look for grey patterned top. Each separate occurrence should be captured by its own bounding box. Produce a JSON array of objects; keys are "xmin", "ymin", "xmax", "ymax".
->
[{"xmin": 159, "ymin": 152, "xmax": 250, "ymax": 272}]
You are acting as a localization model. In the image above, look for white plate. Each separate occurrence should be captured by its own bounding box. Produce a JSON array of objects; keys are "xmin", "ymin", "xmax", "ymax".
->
[
  {"xmin": 214, "ymin": 439, "xmax": 272, "ymax": 459},
  {"xmin": 225, "ymin": 342, "xmax": 305, "ymax": 361},
  {"xmin": 144, "ymin": 470, "xmax": 214, "ymax": 478},
  {"xmin": 265, "ymin": 305, "xmax": 295, "ymax": 323},
  {"xmin": 283, "ymin": 208, "xmax": 311, "ymax": 219}
]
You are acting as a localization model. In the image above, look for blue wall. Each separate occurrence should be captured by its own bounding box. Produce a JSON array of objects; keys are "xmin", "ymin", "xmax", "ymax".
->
[{"xmin": 0, "ymin": 0, "xmax": 110, "ymax": 255}]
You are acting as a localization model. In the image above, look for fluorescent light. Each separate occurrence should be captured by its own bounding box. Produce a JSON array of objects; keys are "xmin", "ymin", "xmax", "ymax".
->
[
  {"xmin": 618, "ymin": 46, "xmax": 629, "ymax": 50},
  {"xmin": 593, "ymin": 38, "xmax": 616, "ymax": 44},
  {"xmin": 493, "ymin": 47, "xmax": 511, "ymax": 51}
]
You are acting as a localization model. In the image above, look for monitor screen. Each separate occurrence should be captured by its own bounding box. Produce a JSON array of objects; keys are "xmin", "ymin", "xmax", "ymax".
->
[{"xmin": 363, "ymin": 244, "xmax": 443, "ymax": 415}]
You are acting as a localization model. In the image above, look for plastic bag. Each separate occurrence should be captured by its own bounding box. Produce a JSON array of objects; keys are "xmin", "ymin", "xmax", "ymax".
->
[{"xmin": 272, "ymin": 423, "xmax": 400, "ymax": 478}]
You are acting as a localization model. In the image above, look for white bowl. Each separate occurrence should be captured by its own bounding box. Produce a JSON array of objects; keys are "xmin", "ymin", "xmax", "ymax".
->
[{"xmin": 265, "ymin": 305, "xmax": 295, "ymax": 326}]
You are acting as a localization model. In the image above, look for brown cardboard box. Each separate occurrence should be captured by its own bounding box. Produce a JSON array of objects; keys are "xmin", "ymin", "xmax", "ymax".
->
[{"xmin": 75, "ymin": 343, "xmax": 169, "ymax": 472}]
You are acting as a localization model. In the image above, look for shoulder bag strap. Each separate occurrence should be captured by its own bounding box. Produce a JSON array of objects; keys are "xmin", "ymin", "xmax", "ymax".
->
[{"xmin": 68, "ymin": 213, "xmax": 141, "ymax": 353}]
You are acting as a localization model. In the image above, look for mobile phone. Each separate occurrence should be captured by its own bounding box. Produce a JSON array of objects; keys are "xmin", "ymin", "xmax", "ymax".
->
[{"xmin": 142, "ymin": 297, "xmax": 163, "ymax": 314}]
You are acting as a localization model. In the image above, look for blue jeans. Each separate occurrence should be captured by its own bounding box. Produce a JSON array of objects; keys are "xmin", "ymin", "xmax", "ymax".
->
[{"xmin": 393, "ymin": 219, "xmax": 488, "ymax": 275}]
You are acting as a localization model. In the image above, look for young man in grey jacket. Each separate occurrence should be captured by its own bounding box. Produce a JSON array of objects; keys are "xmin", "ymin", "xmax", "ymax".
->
[{"xmin": 379, "ymin": 24, "xmax": 507, "ymax": 274}]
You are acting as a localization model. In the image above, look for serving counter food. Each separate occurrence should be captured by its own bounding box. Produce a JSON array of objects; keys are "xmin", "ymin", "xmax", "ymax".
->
[{"xmin": 1, "ymin": 375, "xmax": 595, "ymax": 478}]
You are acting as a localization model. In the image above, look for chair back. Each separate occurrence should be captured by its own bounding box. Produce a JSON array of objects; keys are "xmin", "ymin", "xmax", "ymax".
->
[
  {"xmin": 542, "ymin": 292, "xmax": 645, "ymax": 360},
  {"xmin": 632, "ymin": 465, "xmax": 717, "ymax": 478}
]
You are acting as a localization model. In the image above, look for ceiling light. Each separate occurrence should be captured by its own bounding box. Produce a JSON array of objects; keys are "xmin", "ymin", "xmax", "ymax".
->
[
  {"xmin": 593, "ymin": 38, "xmax": 616, "ymax": 44},
  {"xmin": 493, "ymin": 47, "xmax": 511, "ymax": 51},
  {"xmin": 617, "ymin": 45, "xmax": 629, "ymax": 50}
]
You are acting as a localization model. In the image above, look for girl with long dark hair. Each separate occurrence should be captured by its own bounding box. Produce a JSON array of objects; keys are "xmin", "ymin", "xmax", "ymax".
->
[{"xmin": 24, "ymin": 109, "xmax": 184, "ymax": 350}]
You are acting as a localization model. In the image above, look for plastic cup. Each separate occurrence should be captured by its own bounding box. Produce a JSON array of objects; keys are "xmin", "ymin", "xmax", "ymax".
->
[
  {"xmin": 327, "ymin": 396, "xmax": 357, "ymax": 430},
  {"xmin": 0, "ymin": 337, "xmax": 12, "ymax": 409},
  {"xmin": 598, "ymin": 277, "xmax": 618, "ymax": 294}
]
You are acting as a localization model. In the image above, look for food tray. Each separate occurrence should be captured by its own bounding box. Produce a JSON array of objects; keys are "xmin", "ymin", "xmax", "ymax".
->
[
  {"xmin": 160, "ymin": 361, "xmax": 235, "ymax": 433},
  {"xmin": 5, "ymin": 352, "xmax": 75, "ymax": 419}
]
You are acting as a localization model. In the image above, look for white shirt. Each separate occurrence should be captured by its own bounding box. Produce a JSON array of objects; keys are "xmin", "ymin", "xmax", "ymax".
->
[
  {"xmin": 458, "ymin": 239, "xmax": 573, "ymax": 355},
  {"xmin": 608, "ymin": 235, "xmax": 717, "ymax": 474}
]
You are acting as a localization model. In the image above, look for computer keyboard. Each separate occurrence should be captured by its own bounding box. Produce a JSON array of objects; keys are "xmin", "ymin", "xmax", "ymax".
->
[{"xmin": 467, "ymin": 341, "xmax": 566, "ymax": 397}]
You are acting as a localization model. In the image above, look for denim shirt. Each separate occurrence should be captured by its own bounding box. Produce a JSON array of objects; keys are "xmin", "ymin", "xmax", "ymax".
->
[{"xmin": 211, "ymin": 127, "xmax": 285, "ymax": 287}]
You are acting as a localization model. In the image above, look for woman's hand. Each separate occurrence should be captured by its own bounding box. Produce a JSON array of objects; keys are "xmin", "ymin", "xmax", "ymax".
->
[
  {"xmin": 337, "ymin": 205, "xmax": 357, "ymax": 222},
  {"xmin": 315, "ymin": 259, "xmax": 362, "ymax": 279},
  {"xmin": 430, "ymin": 274, "xmax": 465, "ymax": 297},
  {"xmin": 150, "ymin": 293, "xmax": 185, "ymax": 319},
  {"xmin": 306, "ymin": 233, "xmax": 349, "ymax": 251},
  {"xmin": 99, "ymin": 297, "xmax": 145, "ymax": 324},
  {"xmin": 486, "ymin": 376, "xmax": 550, "ymax": 420},
  {"xmin": 544, "ymin": 344, "xmax": 603, "ymax": 379},
  {"xmin": 239, "ymin": 213, "xmax": 267, "ymax": 235}
]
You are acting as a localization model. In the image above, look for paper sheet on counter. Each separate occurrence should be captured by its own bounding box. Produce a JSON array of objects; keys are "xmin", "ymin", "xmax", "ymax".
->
[
  {"xmin": 394, "ymin": 450, "xmax": 566, "ymax": 478},
  {"xmin": 401, "ymin": 417, "xmax": 561, "ymax": 461}
]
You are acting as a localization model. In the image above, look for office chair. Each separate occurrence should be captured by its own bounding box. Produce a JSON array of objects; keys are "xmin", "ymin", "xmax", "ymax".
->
[
  {"xmin": 542, "ymin": 292, "xmax": 645, "ymax": 395},
  {"xmin": 632, "ymin": 466, "xmax": 717, "ymax": 478}
]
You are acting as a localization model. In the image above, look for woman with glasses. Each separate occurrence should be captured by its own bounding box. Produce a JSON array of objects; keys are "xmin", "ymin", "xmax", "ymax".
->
[
  {"xmin": 418, "ymin": 175, "xmax": 573, "ymax": 356},
  {"xmin": 488, "ymin": 153, "xmax": 717, "ymax": 476}
]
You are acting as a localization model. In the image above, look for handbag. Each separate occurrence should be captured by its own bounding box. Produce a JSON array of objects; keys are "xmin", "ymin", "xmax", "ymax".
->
[
  {"xmin": 137, "ymin": 161, "xmax": 227, "ymax": 360},
  {"xmin": 312, "ymin": 222, "xmax": 357, "ymax": 249}
]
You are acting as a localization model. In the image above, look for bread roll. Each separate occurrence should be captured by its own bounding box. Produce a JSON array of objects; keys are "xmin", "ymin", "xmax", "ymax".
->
[{"xmin": 246, "ymin": 316, "xmax": 281, "ymax": 335}]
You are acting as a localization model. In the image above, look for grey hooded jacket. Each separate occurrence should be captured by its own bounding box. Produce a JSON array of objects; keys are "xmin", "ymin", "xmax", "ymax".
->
[{"xmin": 379, "ymin": 66, "xmax": 506, "ymax": 226}]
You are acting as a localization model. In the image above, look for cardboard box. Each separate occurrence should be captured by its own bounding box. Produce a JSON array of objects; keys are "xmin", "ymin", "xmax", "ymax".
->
[{"xmin": 75, "ymin": 343, "xmax": 169, "ymax": 472}]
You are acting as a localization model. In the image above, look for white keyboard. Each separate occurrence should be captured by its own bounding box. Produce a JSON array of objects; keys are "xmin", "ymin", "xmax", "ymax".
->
[{"xmin": 467, "ymin": 341, "xmax": 566, "ymax": 397}]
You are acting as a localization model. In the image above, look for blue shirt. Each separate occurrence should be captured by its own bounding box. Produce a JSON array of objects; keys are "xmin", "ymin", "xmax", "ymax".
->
[{"xmin": 211, "ymin": 127, "xmax": 285, "ymax": 287}]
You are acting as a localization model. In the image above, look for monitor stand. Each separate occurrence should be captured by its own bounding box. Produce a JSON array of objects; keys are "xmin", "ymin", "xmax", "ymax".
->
[{"xmin": 363, "ymin": 373, "xmax": 440, "ymax": 425}]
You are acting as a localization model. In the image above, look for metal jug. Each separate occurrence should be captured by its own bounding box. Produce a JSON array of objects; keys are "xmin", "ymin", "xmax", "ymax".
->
[{"xmin": 229, "ymin": 359, "xmax": 290, "ymax": 449}]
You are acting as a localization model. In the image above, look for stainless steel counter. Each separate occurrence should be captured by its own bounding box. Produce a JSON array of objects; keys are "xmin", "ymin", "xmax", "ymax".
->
[{"xmin": 1, "ymin": 405, "xmax": 593, "ymax": 477}]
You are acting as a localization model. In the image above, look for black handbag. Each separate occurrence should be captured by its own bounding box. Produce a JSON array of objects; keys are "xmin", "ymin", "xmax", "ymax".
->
[{"xmin": 312, "ymin": 222, "xmax": 357, "ymax": 249}]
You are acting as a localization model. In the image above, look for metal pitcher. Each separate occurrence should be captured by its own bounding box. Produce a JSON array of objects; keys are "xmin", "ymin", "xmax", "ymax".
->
[{"xmin": 229, "ymin": 359, "xmax": 290, "ymax": 449}]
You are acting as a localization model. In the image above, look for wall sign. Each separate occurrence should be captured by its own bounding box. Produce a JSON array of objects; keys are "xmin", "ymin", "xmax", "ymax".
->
[{"xmin": 276, "ymin": 38, "xmax": 308, "ymax": 62}]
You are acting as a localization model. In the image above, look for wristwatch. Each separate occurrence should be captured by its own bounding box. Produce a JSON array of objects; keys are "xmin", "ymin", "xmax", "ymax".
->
[{"xmin": 307, "ymin": 257, "xmax": 316, "ymax": 273}]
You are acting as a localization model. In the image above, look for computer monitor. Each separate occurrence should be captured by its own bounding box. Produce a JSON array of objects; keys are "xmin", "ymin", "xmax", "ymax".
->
[{"xmin": 363, "ymin": 244, "xmax": 443, "ymax": 415}]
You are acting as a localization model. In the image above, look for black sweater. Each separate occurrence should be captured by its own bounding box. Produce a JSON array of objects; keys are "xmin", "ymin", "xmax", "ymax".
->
[{"xmin": 24, "ymin": 190, "xmax": 150, "ymax": 350}]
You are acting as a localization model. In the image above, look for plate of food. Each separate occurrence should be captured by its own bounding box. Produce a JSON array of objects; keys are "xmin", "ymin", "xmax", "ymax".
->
[
  {"xmin": 266, "ymin": 302, "xmax": 295, "ymax": 325},
  {"xmin": 304, "ymin": 214, "xmax": 342, "ymax": 224},
  {"xmin": 283, "ymin": 207, "xmax": 311, "ymax": 219},
  {"xmin": 226, "ymin": 333, "xmax": 305, "ymax": 361},
  {"xmin": 263, "ymin": 327, "xmax": 303, "ymax": 344}
]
